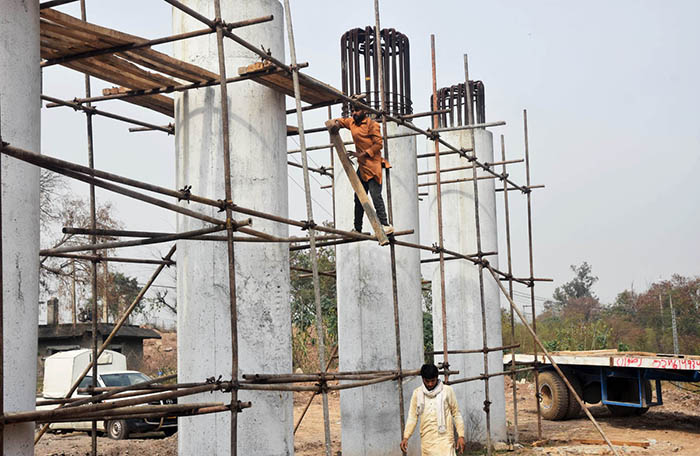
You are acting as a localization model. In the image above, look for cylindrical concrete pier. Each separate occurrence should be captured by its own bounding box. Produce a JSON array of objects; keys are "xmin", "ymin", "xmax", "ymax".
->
[
  {"xmin": 428, "ymin": 129, "xmax": 506, "ymax": 443},
  {"xmin": 335, "ymin": 122, "xmax": 423, "ymax": 456},
  {"xmin": 173, "ymin": 1, "xmax": 291, "ymax": 454},
  {"xmin": 0, "ymin": 1, "xmax": 41, "ymax": 454}
]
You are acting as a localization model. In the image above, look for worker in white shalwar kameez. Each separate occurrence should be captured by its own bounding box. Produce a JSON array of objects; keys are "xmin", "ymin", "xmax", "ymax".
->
[{"xmin": 400, "ymin": 364, "xmax": 466, "ymax": 456}]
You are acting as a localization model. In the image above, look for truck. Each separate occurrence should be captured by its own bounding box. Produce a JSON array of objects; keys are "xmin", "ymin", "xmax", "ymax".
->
[
  {"xmin": 38, "ymin": 349, "xmax": 177, "ymax": 439},
  {"xmin": 506, "ymin": 350, "xmax": 700, "ymax": 420}
]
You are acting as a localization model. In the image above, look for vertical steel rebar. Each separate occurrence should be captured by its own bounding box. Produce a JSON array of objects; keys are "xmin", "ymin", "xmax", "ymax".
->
[
  {"xmin": 500, "ymin": 135, "xmax": 519, "ymax": 443},
  {"xmin": 464, "ymin": 55, "xmax": 474, "ymax": 125},
  {"xmin": 211, "ymin": 2, "xmax": 241, "ymax": 454},
  {"xmin": 373, "ymin": 0, "xmax": 406, "ymax": 446},
  {"xmin": 466, "ymin": 55, "xmax": 492, "ymax": 454},
  {"xmin": 282, "ymin": 2, "xmax": 332, "ymax": 454},
  {"xmin": 523, "ymin": 109, "xmax": 542, "ymax": 439},
  {"xmin": 430, "ymin": 35, "xmax": 450, "ymax": 382}
]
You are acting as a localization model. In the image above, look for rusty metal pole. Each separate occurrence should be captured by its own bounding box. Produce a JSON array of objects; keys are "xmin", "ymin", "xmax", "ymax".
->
[
  {"xmin": 373, "ymin": 1, "xmax": 407, "ymax": 445},
  {"xmin": 76, "ymin": 2, "xmax": 99, "ymax": 453},
  {"xmin": 211, "ymin": 1, "xmax": 241, "ymax": 454},
  {"xmin": 500, "ymin": 135, "xmax": 519, "ymax": 443},
  {"xmin": 328, "ymin": 107, "xmax": 336, "ymax": 228},
  {"xmin": 282, "ymin": 2, "xmax": 332, "ymax": 454},
  {"xmin": 523, "ymin": 109, "xmax": 542, "ymax": 439},
  {"xmin": 485, "ymin": 264, "xmax": 620, "ymax": 456},
  {"xmin": 430, "ymin": 35, "xmax": 450, "ymax": 383},
  {"xmin": 466, "ymin": 66, "xmax": 492, "ymax": 455}
]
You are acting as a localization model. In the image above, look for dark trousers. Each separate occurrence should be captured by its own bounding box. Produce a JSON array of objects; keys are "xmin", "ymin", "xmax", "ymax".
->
[{"xmin": 354, "ymin": 170, "xmax": 389, "ymax": 230}]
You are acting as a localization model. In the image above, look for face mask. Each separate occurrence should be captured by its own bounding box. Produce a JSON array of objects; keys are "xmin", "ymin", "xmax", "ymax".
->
[{"xmin": 353, "ymin": 112, "xmax": 366, "ymax": 124}]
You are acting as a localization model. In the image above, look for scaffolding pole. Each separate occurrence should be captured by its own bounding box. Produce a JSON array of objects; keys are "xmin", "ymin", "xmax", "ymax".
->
[
  {"xmin": 283, "ymin": 1, "xmax": 333, "ymax": 454},
  {"xmin": 500, "ymin": 134, "xmax": 519, "ymax": 443},
  {"xmin": 430, "ymin": 35, "xmax": 450, "ymax": 383}
]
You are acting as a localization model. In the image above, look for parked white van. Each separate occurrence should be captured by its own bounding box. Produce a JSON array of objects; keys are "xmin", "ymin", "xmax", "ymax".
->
[{"xmin": 38, "ymin": 349, "xmax": 177, "ymax": 439}]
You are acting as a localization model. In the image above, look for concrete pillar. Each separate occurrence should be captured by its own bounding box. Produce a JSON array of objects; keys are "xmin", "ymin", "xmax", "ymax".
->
[
  {"xmin": 173, "ymin": 2, "xmax": 291, "ymax": 455},
  {"xmin": 0, "ymin": 2, "xmax": 40, "ymax": 454},
  {"xmin": 428, "ymin": 129, "xmax": 506, "ymax": 443},
  {"xmin": 335, "ymin": 122, "xmax": 423, "ymax": 456}
]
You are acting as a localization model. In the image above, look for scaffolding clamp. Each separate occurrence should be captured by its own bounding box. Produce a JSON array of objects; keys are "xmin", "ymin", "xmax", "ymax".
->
[
  {"xmin": 431, "ymin": 243, "xmax": 442, "ymax": 254},
  {"xmin": 482, "ymin": 399, "xmax": 491, "ymax": 413},
  {"xmin": 300, "ymin": 219, "xmax": 317, "ymax": 231},
  {"xmin": 178, "ymin": 185, "xmax": 192, "ymax": 203}
]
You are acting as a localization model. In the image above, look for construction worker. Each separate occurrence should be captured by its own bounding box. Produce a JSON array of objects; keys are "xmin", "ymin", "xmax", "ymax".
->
[
  {"xmin": 400, "ymin": 364, "xmax": 466, "ymax": 456},
  {"xmin": 332, "ymin": 98, "xmax": 394, "ymax": 235}
]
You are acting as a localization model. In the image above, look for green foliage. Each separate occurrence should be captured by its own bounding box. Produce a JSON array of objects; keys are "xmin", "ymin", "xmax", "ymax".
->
[
  {"xmin": 422, "ymin": 285, "xmax": 434, "ymax": 364},
  {"xmin": 290, "ymin": 246, "xmax": 337, "ymax": 372},
  {"xmin": 507, "ymin": 263, "xmax": 700, "ymax": 357}
]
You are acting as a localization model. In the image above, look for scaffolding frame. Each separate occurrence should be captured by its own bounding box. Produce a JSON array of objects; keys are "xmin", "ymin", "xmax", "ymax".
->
[{"xmin": 0, "ymin": 1, "xmax": 622, "ymax": 455}]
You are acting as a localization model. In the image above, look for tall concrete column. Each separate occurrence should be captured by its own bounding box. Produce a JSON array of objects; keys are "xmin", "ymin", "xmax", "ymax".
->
[
  {"xmin": 335, "ymin": 122, "xmax": 423, "ymax": 456},
  {"xmin": 173, "ymin": 2, "xmax": 291, "ymax": 455},
  {"xmin": 0, "ymin": 2, "xmax": 40, "ymax": 454},
  {"xmin": 429, "ymin": 129, "xmax": 506, "ymax": 443}
]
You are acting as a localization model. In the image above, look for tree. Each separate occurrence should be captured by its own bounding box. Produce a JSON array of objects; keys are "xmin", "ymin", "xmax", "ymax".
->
[
  {"xmin": 289, "ymin": 245, "xmax": 337, "ymax": 371},
  {"xmin": 96, "ymin": 271, "xmax": 142, "ymax": 323},
  {"xmin": 544, "ymin": 262, "xmax": 601, "ymax": 320}
]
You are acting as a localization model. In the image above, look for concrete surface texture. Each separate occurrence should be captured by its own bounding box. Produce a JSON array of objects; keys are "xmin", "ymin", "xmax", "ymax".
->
[
  {"xmin": 334, "ymin": 122, "xmax": 423, "ymax": 456},
  {"xmin": 173, "ymin": 1, "xmax": 292, "ymax": 455},
  {"xmin": 428, "ymin": 128, "xmax": 507, "ymax": 442},
  {"xmin": 0, "ymin": 1, "xmax": 41, "ymax": 454}
]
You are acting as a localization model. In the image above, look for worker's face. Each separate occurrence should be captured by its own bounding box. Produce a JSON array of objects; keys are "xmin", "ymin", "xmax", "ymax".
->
[
  {"xmin": 352, "ymin": 108, "xmax": 367, "ymax": 123},
  {"xmin": 423, "ymin": 376, "xmax": 439, "ymax": 391}
]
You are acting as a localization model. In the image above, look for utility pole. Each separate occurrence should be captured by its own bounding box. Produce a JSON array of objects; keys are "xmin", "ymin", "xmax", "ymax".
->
[
  {"xmin": 658, "ymin": 294, "xmax": 663, "ymax": 334},
  {"xmin": 669, "ymin": 293, "xmax": 679, "ymax": 355}
]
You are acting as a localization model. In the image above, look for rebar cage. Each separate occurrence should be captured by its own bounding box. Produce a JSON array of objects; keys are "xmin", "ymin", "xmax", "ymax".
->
[
  {"xmin": 340, "ymin": 26, "xmax": 412, "ymax": 117},
  {"xmin": 431, "ymin": 81, "xmax": 486, "ymax": 127}
]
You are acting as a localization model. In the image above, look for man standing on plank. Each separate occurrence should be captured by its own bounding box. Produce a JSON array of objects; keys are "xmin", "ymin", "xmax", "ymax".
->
[
  {"xmin": 401, "ymin": 363, "xmax": 466, "ymax": 455},
  {"xmin": 332, "ymin": 98, "xmax": 394, "ymax": 234}
]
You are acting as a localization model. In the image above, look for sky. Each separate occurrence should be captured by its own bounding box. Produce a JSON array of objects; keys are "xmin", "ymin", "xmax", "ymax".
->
[{"xmin": 40, "ymin": 0, "xmax": 700, "ymax": 322}]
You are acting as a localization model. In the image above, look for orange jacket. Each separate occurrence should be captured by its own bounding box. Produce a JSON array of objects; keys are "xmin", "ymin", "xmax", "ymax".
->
[{"xmin": 336, "ymin": 116, "xmax": 390, "ymax": 185}]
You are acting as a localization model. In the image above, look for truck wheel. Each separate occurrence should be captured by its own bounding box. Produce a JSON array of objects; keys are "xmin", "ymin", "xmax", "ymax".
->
[
  {"xmin": 107, "ymin": 420, "xmax": 129, "ymax": 440},
  {"xmin": 163, "ymin": 428, "xmax": 177, "ymax": 437},
  {"xmin": 538, "ymin": 371, "xmax": 569, "ymax": 420},
  {"xmin": 564, "ymin": 374, "xmax": 584, "ymax": 419}
]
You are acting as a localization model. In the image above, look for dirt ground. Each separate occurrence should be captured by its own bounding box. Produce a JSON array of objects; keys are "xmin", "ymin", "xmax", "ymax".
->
[{"xmin": 35, "ymin": 333, "xmax": 700, "ymax": 455}]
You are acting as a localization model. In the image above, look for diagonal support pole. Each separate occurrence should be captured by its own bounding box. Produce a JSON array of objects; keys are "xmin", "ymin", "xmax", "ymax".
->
[{"xmin": 485, "ymin": 264, "xmax": 620, "ymax": 456}]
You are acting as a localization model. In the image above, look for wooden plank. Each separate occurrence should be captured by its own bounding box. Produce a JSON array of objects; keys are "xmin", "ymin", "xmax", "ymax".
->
[
  {"xmin": 41, "ymin": 9, "xmax": 218, "ymax": 82},
  {"xmin": 324, "ymin": 120, "xmax": 389, "ymax": 246},
  {"xmin": 239, "ymin": 62, "xmax": 338, "ymax": 105},
  {"xmin": 572, "ymin": 439, "xmax": 650, "ymax": 448}
]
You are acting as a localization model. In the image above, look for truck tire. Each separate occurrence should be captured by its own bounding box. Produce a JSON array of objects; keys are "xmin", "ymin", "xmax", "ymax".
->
[
  {"xmin": 606, "ymin": 379, "xmax": 652, "ymax": 417},
  {"xmin": 107, "ymin": 419, "xmax": 129, "ymax": 440},
  {"xmin": 539, "ymin": 371, "xmax": 569, "ymax": 420},
  {"xmin": 564, "ymin": 374, "xmax": 584, "ymax": 419}
]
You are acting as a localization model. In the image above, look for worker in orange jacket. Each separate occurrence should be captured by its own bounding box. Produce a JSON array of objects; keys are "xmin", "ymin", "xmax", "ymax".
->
[{"xmin": 332, "ymin": 100, "xmax": 394, "ymax": 235}]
